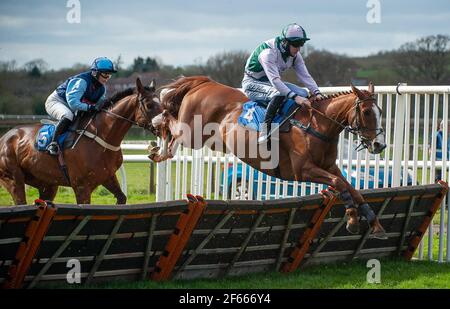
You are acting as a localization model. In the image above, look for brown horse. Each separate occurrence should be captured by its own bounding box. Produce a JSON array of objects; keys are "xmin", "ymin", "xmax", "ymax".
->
[
  {"xmin": 0, "ymin": 78, "xmax": 162, "ymax": 205},
  {"xmin": 150, "ymin": 76, "xmax": 388, "ymax": 238}
]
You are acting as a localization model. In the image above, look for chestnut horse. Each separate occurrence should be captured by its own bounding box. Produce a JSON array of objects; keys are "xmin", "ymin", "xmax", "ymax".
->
[
  {"xmin": 0, "ymin": 78, "xmax": 162, "ymax": 205},
  {"xmin": 151, "ymin": 76, "xmax": 388, "ymax": 239}
]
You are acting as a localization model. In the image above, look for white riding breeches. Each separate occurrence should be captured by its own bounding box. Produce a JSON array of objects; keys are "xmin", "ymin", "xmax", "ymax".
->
[
  {"xmin": 45, "ymin": 91, "xmax": 74, "ymax": 121},
  {"xmin": 242, "ymin": 75, "xmax": 309, "ymax": 102}
]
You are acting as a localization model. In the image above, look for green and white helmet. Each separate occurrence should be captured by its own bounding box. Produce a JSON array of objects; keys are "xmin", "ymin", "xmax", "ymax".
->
[{"xmin": 281, "ymin": 23, "xmax": 310, "ymax": 44}]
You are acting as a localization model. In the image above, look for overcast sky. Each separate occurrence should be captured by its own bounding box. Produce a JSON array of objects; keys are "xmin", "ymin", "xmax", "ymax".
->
[{"xmin": 1, "ymin": 0, "xmax": 449, "ymax": 70}]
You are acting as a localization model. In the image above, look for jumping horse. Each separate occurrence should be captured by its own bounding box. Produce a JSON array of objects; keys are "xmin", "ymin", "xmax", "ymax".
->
[
  {"xmin": 150, "ymin": 76, "xmax": 388, "ymax": 239},
  {"xmin": 0, "ymin": 78, "xmax": 162, "ymax": 205}
]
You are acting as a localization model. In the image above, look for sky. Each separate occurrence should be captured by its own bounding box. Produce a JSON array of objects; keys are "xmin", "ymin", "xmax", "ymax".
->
[{"xmin": 0, "ymin": 0, "xmax": 449, "ymax": 70}]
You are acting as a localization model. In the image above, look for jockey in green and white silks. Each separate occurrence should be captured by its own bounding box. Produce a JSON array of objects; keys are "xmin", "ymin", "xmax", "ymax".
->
[{"xmin": 242, "ymin": 23, "xmax": 324, "ymax": 143}]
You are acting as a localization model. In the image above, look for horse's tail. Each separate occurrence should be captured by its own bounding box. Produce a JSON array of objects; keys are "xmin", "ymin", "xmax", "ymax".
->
[{"xmin": 160, "ymin": 76, "xmax": 212, "ymax": 118}]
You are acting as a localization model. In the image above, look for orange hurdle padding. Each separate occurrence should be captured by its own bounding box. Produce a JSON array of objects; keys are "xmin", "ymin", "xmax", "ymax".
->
[
  {"xmin": 281, "ymin": 190, "xmax": 336, "ymax": 273},
  {"xmin": 2, "ymin": 200, "xmax": 57, "ymax": 289},
  {"xmin": 404, "ymin": 180, "xmax": 449, "ymax": 260},
  {"xmin": 151, "ymin": 194, "xmax": 206, "ymax": 281}
]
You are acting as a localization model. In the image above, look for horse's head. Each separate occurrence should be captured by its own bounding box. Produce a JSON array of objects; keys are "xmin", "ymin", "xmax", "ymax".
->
[
  {"xmin": 349, "ymin": 82, "xmax": 386, "ymax": 154},
  {"xmin": 135, "ymin": 78, "xmax": 163, "ymax": 132}
]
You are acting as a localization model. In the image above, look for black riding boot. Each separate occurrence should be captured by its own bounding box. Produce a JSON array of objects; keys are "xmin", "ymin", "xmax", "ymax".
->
[
  {"xmin": 258, "ymin": 95, "xmax": 285, "ymax": 144},
  {"xmin": 47, "ymin": 117, "xmax": 72, "ymax": 155}
]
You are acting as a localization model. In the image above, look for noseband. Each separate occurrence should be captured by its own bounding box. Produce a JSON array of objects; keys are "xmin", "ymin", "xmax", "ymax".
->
[{"xmin": 347, "ymin": 95, "xmax": 384, "ymax": 151}]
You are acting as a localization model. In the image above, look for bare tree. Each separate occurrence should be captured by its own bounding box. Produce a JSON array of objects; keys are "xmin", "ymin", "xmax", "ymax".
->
[
  {"xmin": 0, "ymin": 60, "xmax": 17, "ymax": 72},
  {"xmin": 114, "ymin": 54, "xmax": 123, "ymax": 71},
  {"xmin": 294, "ymin": 49, "xmax": 358, "ymax": 86},
  {"xmin": 23, "ymin": 59, "xmax": 48, "ymax": 73},
  {"xmin": 200, "ymin": 50, "xmax": 250, "ymax": 87},
  {"xmin": 393, "ymin": 34, "xmax": 450, "ymax": 84}
]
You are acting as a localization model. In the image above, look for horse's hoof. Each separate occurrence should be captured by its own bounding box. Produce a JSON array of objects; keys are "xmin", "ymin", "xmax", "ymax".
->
[
  {"xmin": 345, "ymin": 208, "xmax": 360, "ymax": 234},
  {"xmin": 346, "ymin": 222, "xmax": 360, "ymax": 234},
  {"xmin": 148, "ymin": 146, "xmax": 160, "ymax": 154},
  {"xmin": 369, "ymin": 218, "xmax": 388, "ymax": 240},
  {"xmin": 370, "ymin": 230, "xmax": 388, "ymax": 240},
  {"xmin": 149, "ymin": 140, "xmax": 158, "ymax": 147}
]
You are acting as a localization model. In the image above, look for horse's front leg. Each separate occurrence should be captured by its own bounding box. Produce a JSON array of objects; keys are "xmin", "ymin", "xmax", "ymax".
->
[
  {"xmin": 148, "ymin": 135, "xmax": 174, "ymax": 163},
  {"xmin": 299, "ymin": 163, "xmax": 363, "ymax": 235},
  {"xmin": 148, "ymin": 114, "xmax": 182, "ymax": 162},
  {"xmin": 102, "ymin": 174, "xmax": 127, "ymax": 205},
  {"xmin": 328, "ymin": 165, "xmax": 387, "ymax": 239},
  {"xmin": 38, "ymin": 185, "xmax": 58, "ymax": 202}
]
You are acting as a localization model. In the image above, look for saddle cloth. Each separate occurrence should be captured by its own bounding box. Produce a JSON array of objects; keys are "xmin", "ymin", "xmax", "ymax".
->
[
  {"xmin": 35, "ymin": 124, "xmax": 71, "ymax": 152},
  {"xmin": 35, "ymin": 112, "xmax": 92, "ymax": 152},
  {"xmin": 237, "ymin": 98, "xmax": 298, "ymax": 132}
]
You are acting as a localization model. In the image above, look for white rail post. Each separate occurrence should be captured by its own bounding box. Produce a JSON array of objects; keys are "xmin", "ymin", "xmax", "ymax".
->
[
  {"xmin": 156, "ymin": 161, "xmax": 167, "ymax": 202},
  {"xmin": 155, "ymin": 138, "xmax": 167, "ymax": 202},
  {"xmin": 391, "ymin": 83, "xmax": 407, "ymax": 187},
  {"xmin": 118, "ymin": 165, "xmax": 127, "ymax": 197}
]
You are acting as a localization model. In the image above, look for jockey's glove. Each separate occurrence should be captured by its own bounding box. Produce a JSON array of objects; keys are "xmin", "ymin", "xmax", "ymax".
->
[
  {"xmin": 87, "ymin": 105, "xmax": 99, "ymax": 113},
  {"xmin": 311, "ymin": 89, "xmax": 324, "ymax": 100},
  {"xmin": 315, "ymin": 93, "xmax": 325, "ymax": 100},
  {"xmin": 294, "ymin": 95, "xmax": 309, "ymax": 106}
]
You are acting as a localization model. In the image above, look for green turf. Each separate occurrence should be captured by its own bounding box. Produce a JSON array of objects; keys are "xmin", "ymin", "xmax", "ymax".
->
[
  {"xmin": 45, "ymin": 258, "xmax": 450, "ymax": 289},
  {"xmin": 0, "ymin": 161, "xmax": 156, "ymax": 205}
]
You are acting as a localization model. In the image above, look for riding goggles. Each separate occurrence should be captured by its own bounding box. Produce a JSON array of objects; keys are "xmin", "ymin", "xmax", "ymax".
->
[{"xmin": 289, "ymin": 40, "xmax": 306, "ymax": 47}]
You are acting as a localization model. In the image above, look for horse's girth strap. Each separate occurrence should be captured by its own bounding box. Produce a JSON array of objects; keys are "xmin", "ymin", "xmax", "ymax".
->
[{"xmin": 76, "ymin": 130, "xmax": 121, "ymax": 151}]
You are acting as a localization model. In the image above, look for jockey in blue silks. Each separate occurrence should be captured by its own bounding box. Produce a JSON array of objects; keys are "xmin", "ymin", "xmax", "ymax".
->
[
  {"xmin": 242, "ymin": 23, "xmax": 324, "ymax": 143},
  {"xmin": 44, "ymin": 57, "xmax": 117, "ymax": 155}
]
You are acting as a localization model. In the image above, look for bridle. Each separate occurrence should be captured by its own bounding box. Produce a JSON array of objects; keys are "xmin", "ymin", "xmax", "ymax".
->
[
  {"xmin": 306, "ymin": 94, "xmax": 384, "ymax": 151},
  {"xmin": 349, "ymin": 95, "xmax": 385, "ymax": 151},
  {"xmin": 100, "ymin": 93, "xmax": 159, "ymax": 135}
]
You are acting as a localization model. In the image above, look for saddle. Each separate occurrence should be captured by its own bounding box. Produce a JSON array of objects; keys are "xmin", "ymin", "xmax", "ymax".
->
[
  {"xmin": 35, "ymin": 114, "xmax": 87, "ymax": 152},
  {"xmin": 237, "ymin": 98, "xmax": 298, "ymax": 133}
]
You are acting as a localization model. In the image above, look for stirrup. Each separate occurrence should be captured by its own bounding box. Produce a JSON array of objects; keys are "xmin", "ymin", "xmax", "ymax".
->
[
  {"xmin": 258, "ymin": 133, "xmax": 269, "ymax": 144},
  {"xmin": 258, "ymin": 126, "xmax": 271, "ymax": 144},
  {"xmin": 47, "ymin": 142, "xmax": 60, "ymax": 156}
]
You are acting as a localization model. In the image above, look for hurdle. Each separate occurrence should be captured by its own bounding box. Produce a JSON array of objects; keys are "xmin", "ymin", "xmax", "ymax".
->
[{"xmin": 0, "ymin": 182, "xmax": 447, "ymax": 288}]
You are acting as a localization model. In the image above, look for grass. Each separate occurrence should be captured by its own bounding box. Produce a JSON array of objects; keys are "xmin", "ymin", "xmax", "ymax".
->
[
  {"xmin": 47, "ymin": 258, "xmax": 450, "ymax": 289},
  {"xmin": 0, "ymin": 161, "xmax": 156, "ymax": 205}
]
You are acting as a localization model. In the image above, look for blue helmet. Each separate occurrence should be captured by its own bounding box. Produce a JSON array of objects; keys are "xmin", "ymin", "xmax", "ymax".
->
[{"xmin": 90, "ymin": 57, "xmax": 117, "ymax": 73}]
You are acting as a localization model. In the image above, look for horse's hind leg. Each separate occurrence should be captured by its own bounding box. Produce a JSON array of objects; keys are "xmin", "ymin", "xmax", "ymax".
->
[
  {"xmin": 102, "ymin": 174, "xmax": 127, "ymax": 205},
  {"xmin": 0, "ymin": 171, "xmax": 27, "ymax": 205},
  {"xmin": 38, "ymin": 186, "xmax": 58, "ymax": 202}
]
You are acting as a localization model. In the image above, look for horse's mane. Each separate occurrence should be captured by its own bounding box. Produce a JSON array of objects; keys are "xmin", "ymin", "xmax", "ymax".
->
[
  {"xmin": 103, "ymin": 85, "xmax": 157, "ymax": 109},
  {"xmin": 312, "ymin": 90, "xmax": 353, "ymax": 102},
  {"xmin": 161, "ymin": 76, "xmax": 212, "ymax": 118},
  {"xmin": 102, "ymin": 88, "xmax": 136, "ymax": 109},
  {"xmin": 312, "ymin": 89, "xmax": 376, "ymax": 103}
]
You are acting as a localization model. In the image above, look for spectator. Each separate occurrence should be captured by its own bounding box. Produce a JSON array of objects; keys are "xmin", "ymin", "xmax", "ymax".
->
[
  {"xmin": 436, "ymin": 119, "xmax": 450, "ymax": 160},
  {"xmin": 434, "ymin": 119, "xmax": 449, "ymax": 181}
]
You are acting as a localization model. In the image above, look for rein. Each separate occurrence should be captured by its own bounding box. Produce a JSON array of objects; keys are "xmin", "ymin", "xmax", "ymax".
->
[
  {"xmin": 76, "ymin": 95, "xmax": 157, "ymax": 151},
  {"xmin": 297, "ymin": 94, "xmax": 383, "ymax": 150}
]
